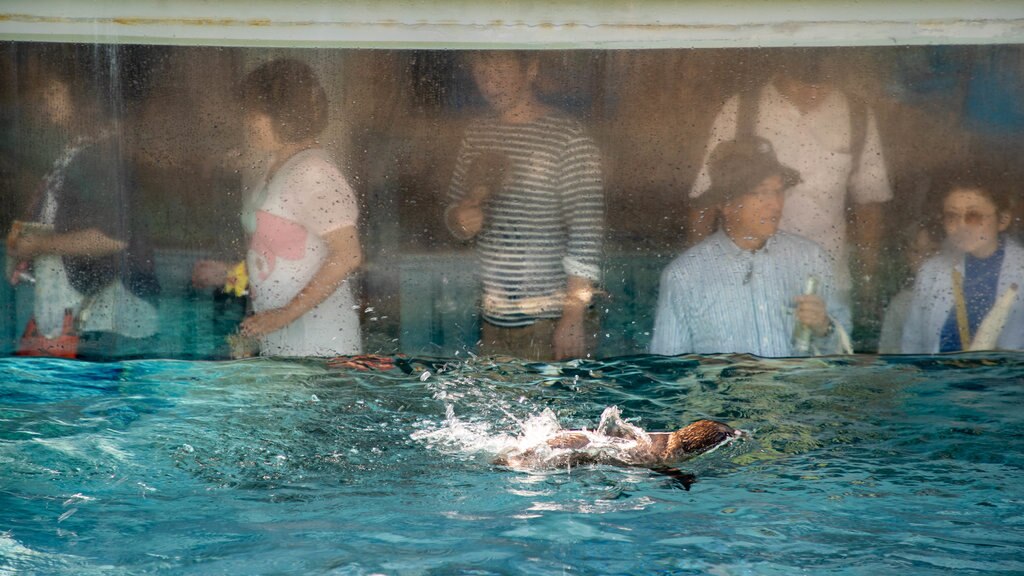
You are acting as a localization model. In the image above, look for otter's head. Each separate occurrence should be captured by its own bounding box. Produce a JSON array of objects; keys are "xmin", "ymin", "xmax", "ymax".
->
[{"xmin": 662, "ymin": 420, "xmax": 742, "ymax": 462}]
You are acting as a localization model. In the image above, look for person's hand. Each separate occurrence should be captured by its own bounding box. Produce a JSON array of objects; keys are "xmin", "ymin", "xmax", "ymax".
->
[
  {"xmin": 192, "ymin": 259, "xmax": 230, "ymax": 289},
  {"xmin": 553, "ymin": 307, "xmax": 587, "ymax": 360},
  {"xmin": 450, "ymin": 199, "xmax": 485, "ymax": 239},
  {"xmin": 239, "ymin": 307, "xmax": 297, "ymax": 338},
  {"xmin": 794, "ymin": 294, "xmax": 831, "ymax": 337},
  {"xmin": 5, "ymin": 225, "xmax": 19, "ymax": 250}
]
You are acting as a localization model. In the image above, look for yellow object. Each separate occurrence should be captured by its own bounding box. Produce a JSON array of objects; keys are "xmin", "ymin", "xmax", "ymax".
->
[{"xmin": 224, "ymin": 261, "xmax": 248, "ymax": 297}]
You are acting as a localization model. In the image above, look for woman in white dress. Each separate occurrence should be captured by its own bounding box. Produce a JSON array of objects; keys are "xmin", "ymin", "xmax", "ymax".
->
[{"xmin": 193, "ymin": 59, "xmax": 363, "ymax": 356}]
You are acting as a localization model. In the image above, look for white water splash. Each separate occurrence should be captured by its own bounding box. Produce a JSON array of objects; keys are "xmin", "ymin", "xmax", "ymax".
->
[
  {"xmin": 411, "ymin": 404, "xmax": 521, "ymax": 456},
  {"xmin": 412, "ymin": 406, "xmax": 655, "ymax": 470}
]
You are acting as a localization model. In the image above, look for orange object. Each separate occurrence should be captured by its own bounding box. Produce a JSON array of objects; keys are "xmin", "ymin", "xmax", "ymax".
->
[
  {"xmin": 16, "ymin": 309, "xmax": 78, "ymax": 358},
  {"xmin": 6, "ymin": 220, "xmax": 23, "ymax": 249}
]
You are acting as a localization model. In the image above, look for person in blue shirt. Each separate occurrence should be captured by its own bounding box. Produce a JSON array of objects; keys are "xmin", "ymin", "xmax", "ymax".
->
[
  {"xmin": 650, "ymin": 137, "xmax": 850, "ymax": 357},
  {"xmin": 902, "ymin": 168, "xmax": 1024, "ymax": 353}
]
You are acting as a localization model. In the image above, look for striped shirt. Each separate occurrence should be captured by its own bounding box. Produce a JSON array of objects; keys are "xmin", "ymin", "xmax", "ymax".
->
[
  {"xmin": 447, "ymin": 113, "xmax": 604, "ymax": 327},
  {"xmin": 649, "ymin": 230, "xmax": 850, "ymax": 357}
]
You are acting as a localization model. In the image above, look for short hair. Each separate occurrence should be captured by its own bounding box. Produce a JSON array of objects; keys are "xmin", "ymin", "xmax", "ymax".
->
[
  {"xmin": 37, "ymin": 45, "xmax": 118, "ymax": 119},
  {"xmin": 240, "ymin": 59, "xmax": 328, "ymax": 143},
  {"xmin": 464, "ymin": 50, "xmax": 539, "ymax": 72},
  {"xmin": 33, "ymin": 44, "xmax": 165, "ymax": 121},
  {"xmin": 931, "ymin": 164, "xmax": 1014, "ymax": 215}
]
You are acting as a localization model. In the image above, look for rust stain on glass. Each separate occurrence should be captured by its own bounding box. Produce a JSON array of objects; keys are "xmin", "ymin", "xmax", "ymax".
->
[{"xmin": 1, "ymin": 11, "xmax": 1018, "ymax": 36}]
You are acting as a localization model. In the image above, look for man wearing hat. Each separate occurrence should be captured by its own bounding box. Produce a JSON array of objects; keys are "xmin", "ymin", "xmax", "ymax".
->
[
  {"xmin": 650, "ymin": 137, "xmax": 851, "ymax": 357},
  {"xmin": 686, "ymin": 52, "xmax": 892, "ymax": 320}
]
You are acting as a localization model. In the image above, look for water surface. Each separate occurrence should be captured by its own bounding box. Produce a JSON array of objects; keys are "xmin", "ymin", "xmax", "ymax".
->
[{"xmin": 1, "ymin": 354, "xmax": 1022, "ymax": 575}]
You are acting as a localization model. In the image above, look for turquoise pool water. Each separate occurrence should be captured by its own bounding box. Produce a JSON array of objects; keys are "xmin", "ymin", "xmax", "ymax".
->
[{"xmin": 1, "ymin": 354, "xmax": 1022, "ymax": 574}]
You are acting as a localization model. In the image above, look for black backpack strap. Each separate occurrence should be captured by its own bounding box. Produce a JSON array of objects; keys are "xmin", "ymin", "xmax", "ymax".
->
[
  {"xmin": 847, "ymin": 95, "xmax": 868, "ymax": 180},
  {"xmin": 735, "ymin": 86, "xmax": 760, "ymax": 141}
]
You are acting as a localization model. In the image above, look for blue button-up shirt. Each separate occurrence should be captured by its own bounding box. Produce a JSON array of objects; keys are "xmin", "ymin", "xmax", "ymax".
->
[{"xmin": 650, "ymin": 230, "xmax": 850, "ymax": 357}]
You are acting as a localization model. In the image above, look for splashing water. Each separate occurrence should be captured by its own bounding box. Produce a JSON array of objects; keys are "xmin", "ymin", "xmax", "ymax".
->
[{"xmin": 413, "ymin": 403, "xmax": 745, "ymax": 472}]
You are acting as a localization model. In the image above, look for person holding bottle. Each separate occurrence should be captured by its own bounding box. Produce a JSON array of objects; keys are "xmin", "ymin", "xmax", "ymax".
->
[{"xmin": 650, "ymin": 137, "xmax": 850, "ymax": 357}]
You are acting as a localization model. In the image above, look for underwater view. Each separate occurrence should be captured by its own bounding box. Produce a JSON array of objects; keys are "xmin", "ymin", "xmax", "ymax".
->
[{"xmin": 2, "ymin": 353, "xmax": 1022, "ymax": 575}]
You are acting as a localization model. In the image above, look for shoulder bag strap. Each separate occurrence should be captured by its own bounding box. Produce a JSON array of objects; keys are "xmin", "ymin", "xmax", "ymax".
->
[
  {"xmin": 847, "ymin": 96, "xmax": 868, "ymax": 177},
  {"xmin": 951, "ymin": 268, "xmax": 971, "ymax": 350},
  {"xmin": 735, "ymin": 86, "xmax": 760, "ymax": 142}
]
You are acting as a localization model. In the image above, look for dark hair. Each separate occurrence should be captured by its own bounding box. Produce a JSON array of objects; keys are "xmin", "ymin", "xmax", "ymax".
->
[
  {"xmin": 464, "ymin": 50, "xmax": 539, "ymax": 72},
  {"xmin": 36, "ymin": 44, "xmax": 165, "ymax": 121},
  {"xmin": 37, "ymin": 46, "xmax": 115, "ymax": 120},
  {"xmin": 932, "ymin": 164, "xmax": 1014, "ymax": 214},
  {"xmin": 240, "ymin": 59, "xmax": 328, "ymax": 143}
]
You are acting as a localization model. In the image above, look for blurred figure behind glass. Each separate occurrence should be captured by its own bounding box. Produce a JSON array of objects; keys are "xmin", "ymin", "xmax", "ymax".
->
[
  {"xmin": 687, "ymin": 50, "xmax": 893, "ymax": 312},
  {"xmin": 877, "ymin": 219, "xmax": 942, "ymax": 354},
  {"xmin": 901, "ymin": 168, "xmax": 1024, "ymax": 353},
  {"xmin": 5, "ymin": 52, "xmax": 160, "ymax": 359},
  {"xmin": 444, "ymin": 51, "xmax": 605, "ymax": 361},
  {"xmin": 191, "ymin": 59, "xmax": 363, "ymax": 357}
]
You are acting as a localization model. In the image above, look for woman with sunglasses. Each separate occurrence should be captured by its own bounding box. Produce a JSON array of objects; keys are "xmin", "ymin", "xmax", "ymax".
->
[{"xmin": 901, "ymin": 168, "xmax": 1024, "ymax": 353}]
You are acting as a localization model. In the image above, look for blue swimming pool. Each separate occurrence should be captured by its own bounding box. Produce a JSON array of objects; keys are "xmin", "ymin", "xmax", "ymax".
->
[{"xmin": 2, "ymin": 354, "xmax": 1022, "ymax": 574}]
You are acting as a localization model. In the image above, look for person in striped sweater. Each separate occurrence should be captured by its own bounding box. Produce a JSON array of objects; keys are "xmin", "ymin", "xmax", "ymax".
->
[{"xmin": 445, "ymin": 51, "xmax": 604, "ymax": 361}]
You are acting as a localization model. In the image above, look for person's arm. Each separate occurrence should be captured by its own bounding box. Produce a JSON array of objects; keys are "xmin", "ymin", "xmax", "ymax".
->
[
  {"xmin": 445, "ymin": 193, "xmax": 486, "ymax": 240},
  {"xmin": 444, "ymin": 132, "xmax": 482, "ymax": 240},
  {"xmin": 7, "ymin": 227, "xmax": 125, "ymax": 260},
  {"xmin": 191, "ymin": 259, "xmax": 232, "ymax": 289},
  {"xmin": 553, "ymin": 275, "xmax": 594, "ymax": 360},
  {"xmin": 553, "ymin": 130, "xmax": 605, "ymax": 360},
  {"xmin": 850, "ymin": 200, "xmax": 886, "ymax": 328},
  {"xmin": 794, "ymin": 294, "xmax": 833, "ymax": 337},
  {"xmin": 447, "ymin": 150, "xmax": 510, "ymax": 240},
  {"xmin": 848, "ymin": 107, "xmax": 892, "ymax": 283},
  {"xmin": 851, "ymin": 202, "xmax": 884, "ymax": 281},
  {"xmin": 240, "ymin": 225, "xmax": 362, "ymax": 337},
  {"xmin": 11, "ymin": 139, "xmax": 131, "ymax": 261}
]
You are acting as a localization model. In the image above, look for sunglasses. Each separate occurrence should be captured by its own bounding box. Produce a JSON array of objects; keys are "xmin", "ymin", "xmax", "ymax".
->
[{"xmin": 942, "ymin": 210, "xmax": 996, "ymax": 227}]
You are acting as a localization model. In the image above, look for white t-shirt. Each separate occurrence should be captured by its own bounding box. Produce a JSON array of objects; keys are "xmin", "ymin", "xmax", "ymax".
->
[
  {"xmin": 691, "ymin": 82, "xmax": 893, "ymax": 291},
  {"xmin": 245, "ymin": 148, "xmax": 362, "ymax": 356}
]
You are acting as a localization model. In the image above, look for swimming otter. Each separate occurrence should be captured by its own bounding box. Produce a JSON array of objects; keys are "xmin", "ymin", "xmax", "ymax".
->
[{"xmin": 494, "ymin": 406, "xmax": 743, "ymax": 471}]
